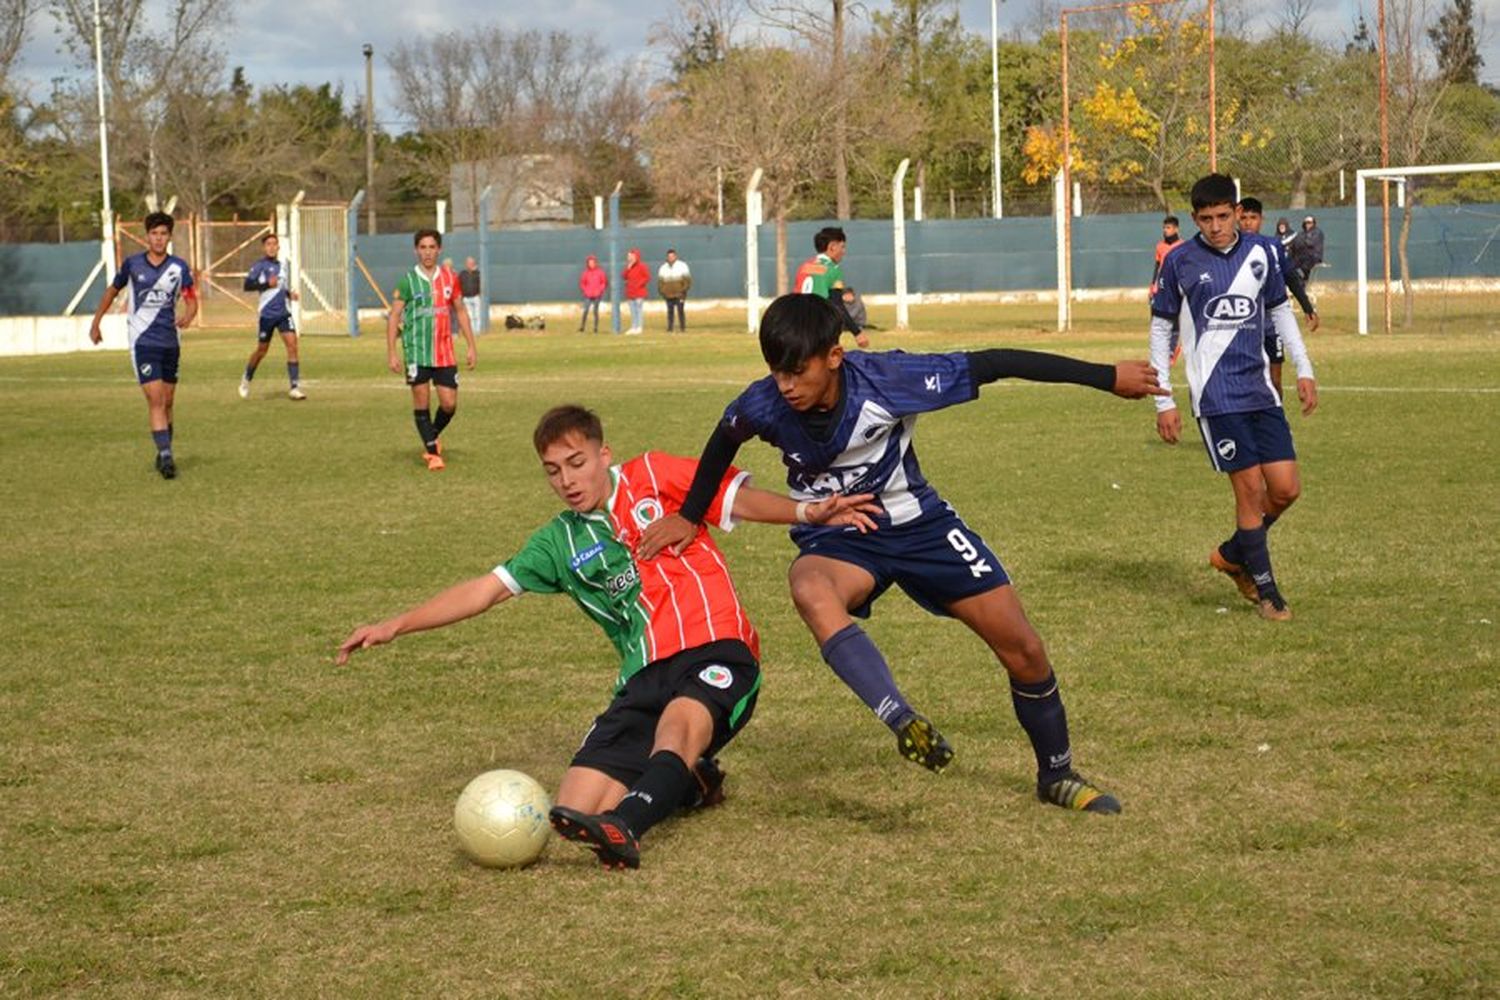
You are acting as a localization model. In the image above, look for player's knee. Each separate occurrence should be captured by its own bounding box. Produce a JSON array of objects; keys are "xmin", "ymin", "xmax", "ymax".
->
[
  {"xmin": 1269, "ymin": 480, "xmax": 1300, "ymax": 511},
  {"xmin": 787, "ymin": 570, "xmax": 835, "ymax": 615}
]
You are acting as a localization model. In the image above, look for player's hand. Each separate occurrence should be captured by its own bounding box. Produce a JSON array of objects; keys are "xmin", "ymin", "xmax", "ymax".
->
[
  {"xmin": 388, "ymin": 352, "xmax": 403, "ymax": 375},
  {"xmin": 804, "ymin": 493, "xmax": 881, "ymax": 533},
  {"xmin": 855, "ymin": 333, "xmax": 870, "ymax": 349},
  {"xmin": 1113, "ymin": 360, "xmax": 1168, "ymax": 398},
  {"xmin": 176, "ymin": 314, "xmax": 193, "ymax": 331},
  {"xmin": 1307, "ymin": 313, "xmax": 1320, "ymax": 333},
  {"xmin": 1156, "ymin": 408, "xmax": 1181, "ymax": 444},
  {"xmin": 289, "ymin": 290, "xmax": 299, "ymax": 302},
  {"xmin": 637, "ymin": 513, "xmax": 697, "ymax": 560},
  {"xmin": 466, "ymin": 346, "xmax": 477, "ymax": 370},
  {"xmin": 1297, "ymin": 378, "xmax": 1318, "ymax": 416},
  {"xmin": 89, "ymin": 322, "xmax": 102, "ymax": 345},
  {"xmin": 335, "ymin": 622, "xmax": 398, "ymax": 665}
]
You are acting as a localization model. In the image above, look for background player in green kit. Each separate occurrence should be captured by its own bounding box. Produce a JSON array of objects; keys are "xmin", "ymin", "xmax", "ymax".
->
[
  {"xmin": 386, "ymin": 229, "xmax": 477, "ymax": 471},
  {"xmin": 794, "ymin": 226, "xmax": 870, "ymax": 348},
  {"xmin": 335, "ymin": 405, "xmax": 876, "ymax": 870}
]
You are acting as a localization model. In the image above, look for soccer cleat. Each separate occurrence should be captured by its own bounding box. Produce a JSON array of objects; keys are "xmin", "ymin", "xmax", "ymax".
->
[
  {"xmin": 1258, "ymin": 593, "xmax": 1293, "ymax": 622},
  {"xmin": 687, "ymin": 756, "xmax": 726, "ymax": 810},
  {"xmin": 895, "ymin": 712, "xmax": 955, "ymax": 774},
  {"xmin": 548, "ymin": 806, "xmax": 640, "ymax": 870},
  {"xmin": 155, "ymin": 453, "xmax": 177, "ymax": 480},
  {"xmin": 238, "ymin": 379, "xmax": 250, "ymax": 399},
  {"xmin": 423, "ymin": 451, "xmax": 446, "ymax": 472},
  {"xmin": 288, "ymin": 386, "xmax": 307, "ymax": 401},
  {"xmin": 1209, "ymin": 549, "xmax": 1259, "ymax": 604},
  {"xmin": 1038, "ymin": 770, "xmax": 1121, "ymax": 814}
]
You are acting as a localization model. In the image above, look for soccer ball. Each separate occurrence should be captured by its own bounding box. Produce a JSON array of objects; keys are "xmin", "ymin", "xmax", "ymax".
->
[{"xmin": 453, "ymin": 769, "xmax": 552, "ymax": 868}]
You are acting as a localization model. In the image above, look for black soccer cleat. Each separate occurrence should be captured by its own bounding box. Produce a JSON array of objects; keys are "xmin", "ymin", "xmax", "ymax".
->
[
  {"xmin": 688, "ymin": 756, "xmax": 726, "ymax": 810},
  {"xmin": 155, "ymin": 453, "xmax": 177, "ymax": 480},
  {"xmin": 895, "ymin": 712, "xmax": 955, "ymax": 774},
  {"xmin": 549, "ymin": 806, "xmax": 640, "ymax": 870},
  {"xmin": 1038, "ymin": 770, "xmax": 1121, "ymax": 814}
]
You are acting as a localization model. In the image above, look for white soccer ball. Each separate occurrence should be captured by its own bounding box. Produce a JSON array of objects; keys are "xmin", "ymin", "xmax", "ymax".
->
[{"xmin": 453, "ymin": 769, "xmax": 552, "ymax": 868}]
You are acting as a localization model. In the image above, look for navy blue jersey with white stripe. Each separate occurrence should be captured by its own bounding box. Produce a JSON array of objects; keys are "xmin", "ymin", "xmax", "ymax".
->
[
  {"xmin": 1151, "ymin": 232, "xmax": 1287, "ymax": 417},
  {"xmin": 112, "ymin": 252, "xmax": 193, "ymax": 349},
  {"xmin": 719, "ymin": 350, "xmax": 977, "ymax": 530},
  {"xmin": 247, "ymin": 257, "xmax": 290, "ymax": 319}
]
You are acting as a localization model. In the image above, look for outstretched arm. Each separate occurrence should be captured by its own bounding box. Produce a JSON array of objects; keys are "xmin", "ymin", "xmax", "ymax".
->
[
  {"xmin": 637, "ymin": 425, "xmax": 744, "ymax": 559},
  {"xmin": 731, "ymin": 487, "xmax": 880, "ymax": 533},
  {"xmin": 1270, "ymin": 302, "xmax": 1318, "ymax": 416},
  {"xmin": 966, "ymin": 348, "xmax": 1166, "ymax": 399},
  {"xmin": 335, "ymin": 573, "xmax": 511, "ymax": 665}
]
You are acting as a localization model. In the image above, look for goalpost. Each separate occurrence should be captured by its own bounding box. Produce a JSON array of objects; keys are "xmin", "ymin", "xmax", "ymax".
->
[{"xmin": 1356, "ymin": 162, "xmax": 1500, "ymax": 335}]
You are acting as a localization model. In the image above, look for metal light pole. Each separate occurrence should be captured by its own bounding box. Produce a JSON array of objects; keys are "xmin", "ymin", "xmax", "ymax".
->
[
  {"xmin": 92, "ymin": 0, "xmax": 115, "ymax": 274},
  {"xmin": 990, "ymin": 0, "xmax": 1003, "ymax": 219},
  {"xmin": 363, "ymin": 43, "xmax": 376, "ymax": 235}
]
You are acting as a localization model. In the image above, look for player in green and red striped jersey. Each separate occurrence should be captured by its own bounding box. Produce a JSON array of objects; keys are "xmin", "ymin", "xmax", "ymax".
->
[
  {"xmin": 336, "ymin": 404, "xmax": 876, "ymax": 870},
  {"xmin": 385, "ymin": 229, "xmax": 478, "ymax": 472}
]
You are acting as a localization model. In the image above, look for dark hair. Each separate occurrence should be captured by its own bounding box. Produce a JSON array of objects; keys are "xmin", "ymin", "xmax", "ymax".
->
[
  {"xmin": 143, "ymin": 211, "xmax": 174, "ymax": 233},
  {"xmin": 1239, "ymin": 197, "xmax": 1264, "ymax": 215},
  {"xmin": 261, "ymin": 232, "xmax": 279, "ymax": 244},
  {"xmin": 533, "ymin": 405, "xmax": 603, "ymax": 453},
  {"xmin": 759, "ymin": 294, "xmax": 841, "ymax": 373},
  {"xmin": 1163, "ymin": 215, "xmax": 1179, "ymax": 227},
  {"xmin": 413, "ymin": 228, "xmax": 442, "ymax": 247},
  {"xmin": 1190, "ymin": 174, "xmax": 1238, "ymax": 212},
  {"xmin": 813, "ymin": 227, "xmax": 848, "ymax": 253}
]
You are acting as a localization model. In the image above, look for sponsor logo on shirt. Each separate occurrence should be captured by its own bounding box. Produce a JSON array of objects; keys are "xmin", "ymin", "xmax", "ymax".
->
[
  {"xmin": 604, "ymin": 563, "xmax": 639, "ymax": 598},
  {"xmin": 698, "ymin": 664, "xmax": 734, "ymax": 689},
  {"xmin": 1206, "ymin": 294, "xmax": 1257, "ymax": 321},
  {"xmin": 569, "ymin": 540, "xmax": 607, "ymax": 570}
]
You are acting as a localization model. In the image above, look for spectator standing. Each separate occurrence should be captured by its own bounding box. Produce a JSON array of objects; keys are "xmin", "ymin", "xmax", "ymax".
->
[
  {"xmin": 579, "ymin": 254, "xmax": 607, "ymax": 332},
  {"xmin": 623, "ymin": 247, "xmax": 650, "ymax": 335},
  {"xmin": 657, "ymin": 249, "xmax": 693, "ymax": 332},
  {"xmin": 459, "ymin": 257, "xmax": 483, "ymax": 334},
  {"xmin": 1288, "ymin": 215, "xmax": 1326, "ymax": 289},
  {"xmin": 1275, "ymin": 218, "xmax": 1295, "ymax": 248},
  {"xmin": 1150, "ymin": 215, "xmax": 1181, "ymax": 296}
]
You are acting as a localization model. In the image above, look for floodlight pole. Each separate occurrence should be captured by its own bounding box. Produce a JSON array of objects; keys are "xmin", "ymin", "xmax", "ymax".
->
[
  {"xmin": 1208, "ymin": 0, "xmax": 1217, "ymax": 172},
  {"xmin": 990, "ymin": 0, "xmax": 1003, "ymax": 219},
  {"xmin": 363, "ymin": 43, "xmax": 376, "ymax": 236},
  {"xmin": 92, "ymin": 0, "xmax": 115, "ymax": 279}
]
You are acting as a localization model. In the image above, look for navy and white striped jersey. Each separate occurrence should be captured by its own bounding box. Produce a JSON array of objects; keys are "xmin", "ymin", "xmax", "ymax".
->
[
  {"xmin": 1151, "ymin": 232, "xmax": 1287, "ymax": 417},
  {"xmin": 718, "ymin": 351, "xmax": 977, "ymax": 529},
  {"xmin": 246, "ymin": 257, "xmax": 291, "ymax": 319},
  {"xmin": 111, "ymin": 252, "xmax": 194, "ymax": 349}
]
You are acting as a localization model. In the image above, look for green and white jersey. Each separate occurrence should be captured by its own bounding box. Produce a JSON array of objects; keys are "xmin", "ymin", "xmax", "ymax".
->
[
  {"xmin": 793, "ymin": 253, "xmax": 844, "ymax": 299},
  {"xmin": 393, "ymin": 264, "xmax": 460, "ymax": 367}
]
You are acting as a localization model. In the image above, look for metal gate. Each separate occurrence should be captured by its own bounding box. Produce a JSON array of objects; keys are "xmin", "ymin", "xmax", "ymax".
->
[{"xmin": 291, "ymin": 203, "xmax": 349, "ymax": 335}]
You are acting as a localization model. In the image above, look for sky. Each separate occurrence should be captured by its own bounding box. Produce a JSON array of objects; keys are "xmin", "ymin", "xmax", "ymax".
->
[{"xmin": 11, "ymin": 0, "xmax": 1500, "ymax": 129}]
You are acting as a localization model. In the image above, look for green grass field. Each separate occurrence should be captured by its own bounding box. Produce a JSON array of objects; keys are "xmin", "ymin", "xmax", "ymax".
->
[{"xmin": 2, "ymin": 300, "xmax": 1496, "ymax": 997}]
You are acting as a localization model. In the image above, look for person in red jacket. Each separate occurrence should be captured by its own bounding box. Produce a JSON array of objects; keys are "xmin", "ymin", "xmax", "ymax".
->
[
  {"xmin": 579, "ymin": 254, "xmax": 608, "ymax": 332},
  {"xmin": 623, "ymin": 247, "xmax": 651, "ymax": 335}
]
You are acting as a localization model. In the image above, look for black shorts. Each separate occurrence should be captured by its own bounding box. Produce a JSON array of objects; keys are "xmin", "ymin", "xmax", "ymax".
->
[
  {"xmin": 257, "ymin": 315, "xmax": 295, "ymax": 343},
  {"xmin": 571, "ymin": 639, "xmax": 761, "ymax": 786},
  {"xmin": 405, "ymin": 364, "xmax": 458, "ymax": 388}
]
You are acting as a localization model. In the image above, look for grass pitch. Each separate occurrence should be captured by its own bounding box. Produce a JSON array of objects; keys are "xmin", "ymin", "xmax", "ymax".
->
[{"xmin": 1, "ymin": 299, "xmax": 1496, "ymax": 997}]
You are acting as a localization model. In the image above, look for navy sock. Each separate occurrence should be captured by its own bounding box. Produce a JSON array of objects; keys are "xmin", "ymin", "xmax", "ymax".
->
[
  {"xmin": 413, "ymin": 409, "xmax": 437, "ymax": 453},
  {"xmin": 151, "ymin": 429, "xmax": 171, "ymax": 456},
  {"xmin": 243, "ymin": 363, "xmax": 256, "ymax": 382},
  {"xmin": 167, "ymin": 422, "xmax": 173, "ymax": 442},
  {"xmin": 610, "ymin": 751, "xmax": 694, "ymax": 839},
  {"xmin": 820, "ymin": 623, "xmax": 912, "ymax": 731},
  {"xmin": 287, "ymin": 361, "xmax": 299, "ymax": 387},
  {"xmin": 1011, "ymin": 672, "xmax": 1072, "ymax": 784},
  {"xmin": 1262, "ymin": 511, "xmax": 1279, "ymax": 531},
  {"xmin": 1235, "ymin": 525, "xmax": 1279, "ymax": 599},
  {"xmin": 1219, "ymin": 535, "xmax": 1243, "ymax": 566},
  {"xmin": 432, "ymin": 406, "xmax": 455, "ymax": 436}
]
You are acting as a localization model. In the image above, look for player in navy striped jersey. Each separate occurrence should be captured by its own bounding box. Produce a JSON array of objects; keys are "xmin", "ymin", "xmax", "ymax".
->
[
  {"xmin": 1149, "ymin": 175, "xmax": 1319, "ymax": 621},
  {"xmin": 89, "ymin": 211, "xmax": 198, "ymax": 480},
  {"xmin": 1236, "ymin": 197, "xmax": 1318, "ymax": 400},
  {"xmin": 238, "ymin": 234, "xmax": 305, "ymax": 401},
  {"xmin": 639, "ymin": 293, "xmax": 1167, "ymax": 814}
]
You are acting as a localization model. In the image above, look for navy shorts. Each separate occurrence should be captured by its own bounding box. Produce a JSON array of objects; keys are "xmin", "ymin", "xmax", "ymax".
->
[
  {"xmin": 1198, "ymin": 408, "xmax": 1296, "ymax": 472},
  {"xmin": 257, "ymin": 314, "xmax": 295, "ymax": 342},
  {"xmin": 571, "ymin": 639, "xmax": 761, "ymax": 786},
  {"xmin": 1263, "ymin": 332, "xmax": 1285, "ymax": 364},
  {"xmin": 131, "ymin": 344, "xmax": 179, "ymax": 385},
  {"xmin": 405, "ymin": 364, "xmax": 458, "ymax": 388},
  {"xmin": 794, "ymin": 505, "xmax": 1010, "ymax": 618}
]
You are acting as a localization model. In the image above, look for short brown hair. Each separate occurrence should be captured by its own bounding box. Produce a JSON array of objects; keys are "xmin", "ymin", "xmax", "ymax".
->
[
  {"xmin": 414, "ymin": 228, "xmax": 442, "ymax": 247},
  {"xmin": 533, "ymin": 405, "xmax": 603, "ymax": 453}
]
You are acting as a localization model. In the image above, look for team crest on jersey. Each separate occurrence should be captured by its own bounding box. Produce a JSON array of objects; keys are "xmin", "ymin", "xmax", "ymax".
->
[
  {"xmin": 1206, "ymin": 294, "xmax": 1257, "ymax": 321},
  {"xmin": 1216, "ymin": 437, "xmax": 1238, "ymax": 461},
  {"xmin": 631, "ymin": 498, "xmax": 664, "ymax": 529},
  {"xmin": 698, "ymin": 664, "xmax": 734, "ymax": 689},
  {"xmin": 1251, "ymin": 260, "xmax": 1266, "ymax": 280}
]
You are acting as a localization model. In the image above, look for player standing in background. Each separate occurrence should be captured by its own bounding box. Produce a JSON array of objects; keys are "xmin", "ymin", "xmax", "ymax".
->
[
  {"xmin": 239, "ymin": 233, "xmax": 306, "ymax": 401},
  {"xmin": 336, "ymin": 405, "xmax": 877, "ymax": 869},
  {"xmin": 88, "ymin": 211, "xmax": 198, "ymax": 480},
  {"xmin": 386, "ymin": 229, "xmax": 477, "ymax": 472},
  {"xmin": 639, "ymin": 294, "xmax": 1167, "ymax": 815},
  {"xmin": 1149, "ymin": 175, "xmax": 1318, "ymax": 621},
  {"xmin": 794, "ymin": 227, "xmax": 870, "ymax": 348},
  {"xmin": 1237, "ymin": 197, "xmax": 1319, "ymax": 400},
  {"xmin": 1150, "ymin": 215, "xmax": 1181, "ymax": 297}
]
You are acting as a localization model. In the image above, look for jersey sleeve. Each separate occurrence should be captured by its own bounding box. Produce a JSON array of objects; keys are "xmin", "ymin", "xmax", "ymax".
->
[
  {"xmin": 640, "ymin": 452, "xmax": 749, "ymax": 532},
  {"xmin": 718, "ymin": 381, "xmax": 775, "ymax": 446},
  {"xmin": 178, "ymin": 261, "xmax": 194, "ymax": 291},
  {"xmin": 865, "ymin": 351, "xmax": 978, "ymax": 415},
  {"xmin": 1150, "ymin": 250, "xmax": 1182, "ymax": 320},
  {"xmin": 392, "ymin": 273, "xmax": 410, "ymax": 302},
  {"xmin": 111, "ymin": 261, "xmax": 130, "ymax": 291},
  {"xmin": 493, "ymin": 523, "xmax": 565, "ymax": 596},
  {"xmin": 1261, "ymin": 238, "xmax": 1288, "ymax": 308}
]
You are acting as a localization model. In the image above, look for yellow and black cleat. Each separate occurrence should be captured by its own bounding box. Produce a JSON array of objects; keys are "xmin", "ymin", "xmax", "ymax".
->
[
  {"xmin": 1038, "ymin": 771, "xmax": 1121, "ymax": 814},
  {"xmin": 895, "ymin": 713, "xmax": 955, "ymax": 774}
]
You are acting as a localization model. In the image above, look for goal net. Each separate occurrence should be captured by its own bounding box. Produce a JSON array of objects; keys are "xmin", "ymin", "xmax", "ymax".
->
[{"xmin": 1356, "ymin": 162, "xmax": 1500, "ymax": 335}]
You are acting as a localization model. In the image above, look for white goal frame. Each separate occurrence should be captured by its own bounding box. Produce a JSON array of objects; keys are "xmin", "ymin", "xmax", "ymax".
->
[{"xmin": 1356, "ymin": 161, "xmax": 1500, "ymax": 335}]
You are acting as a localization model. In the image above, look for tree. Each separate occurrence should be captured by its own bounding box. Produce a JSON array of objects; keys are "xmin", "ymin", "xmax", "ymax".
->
[{"xmin": 1428, "ymin": 0, "xmax": 1483, "ymax": 85}]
